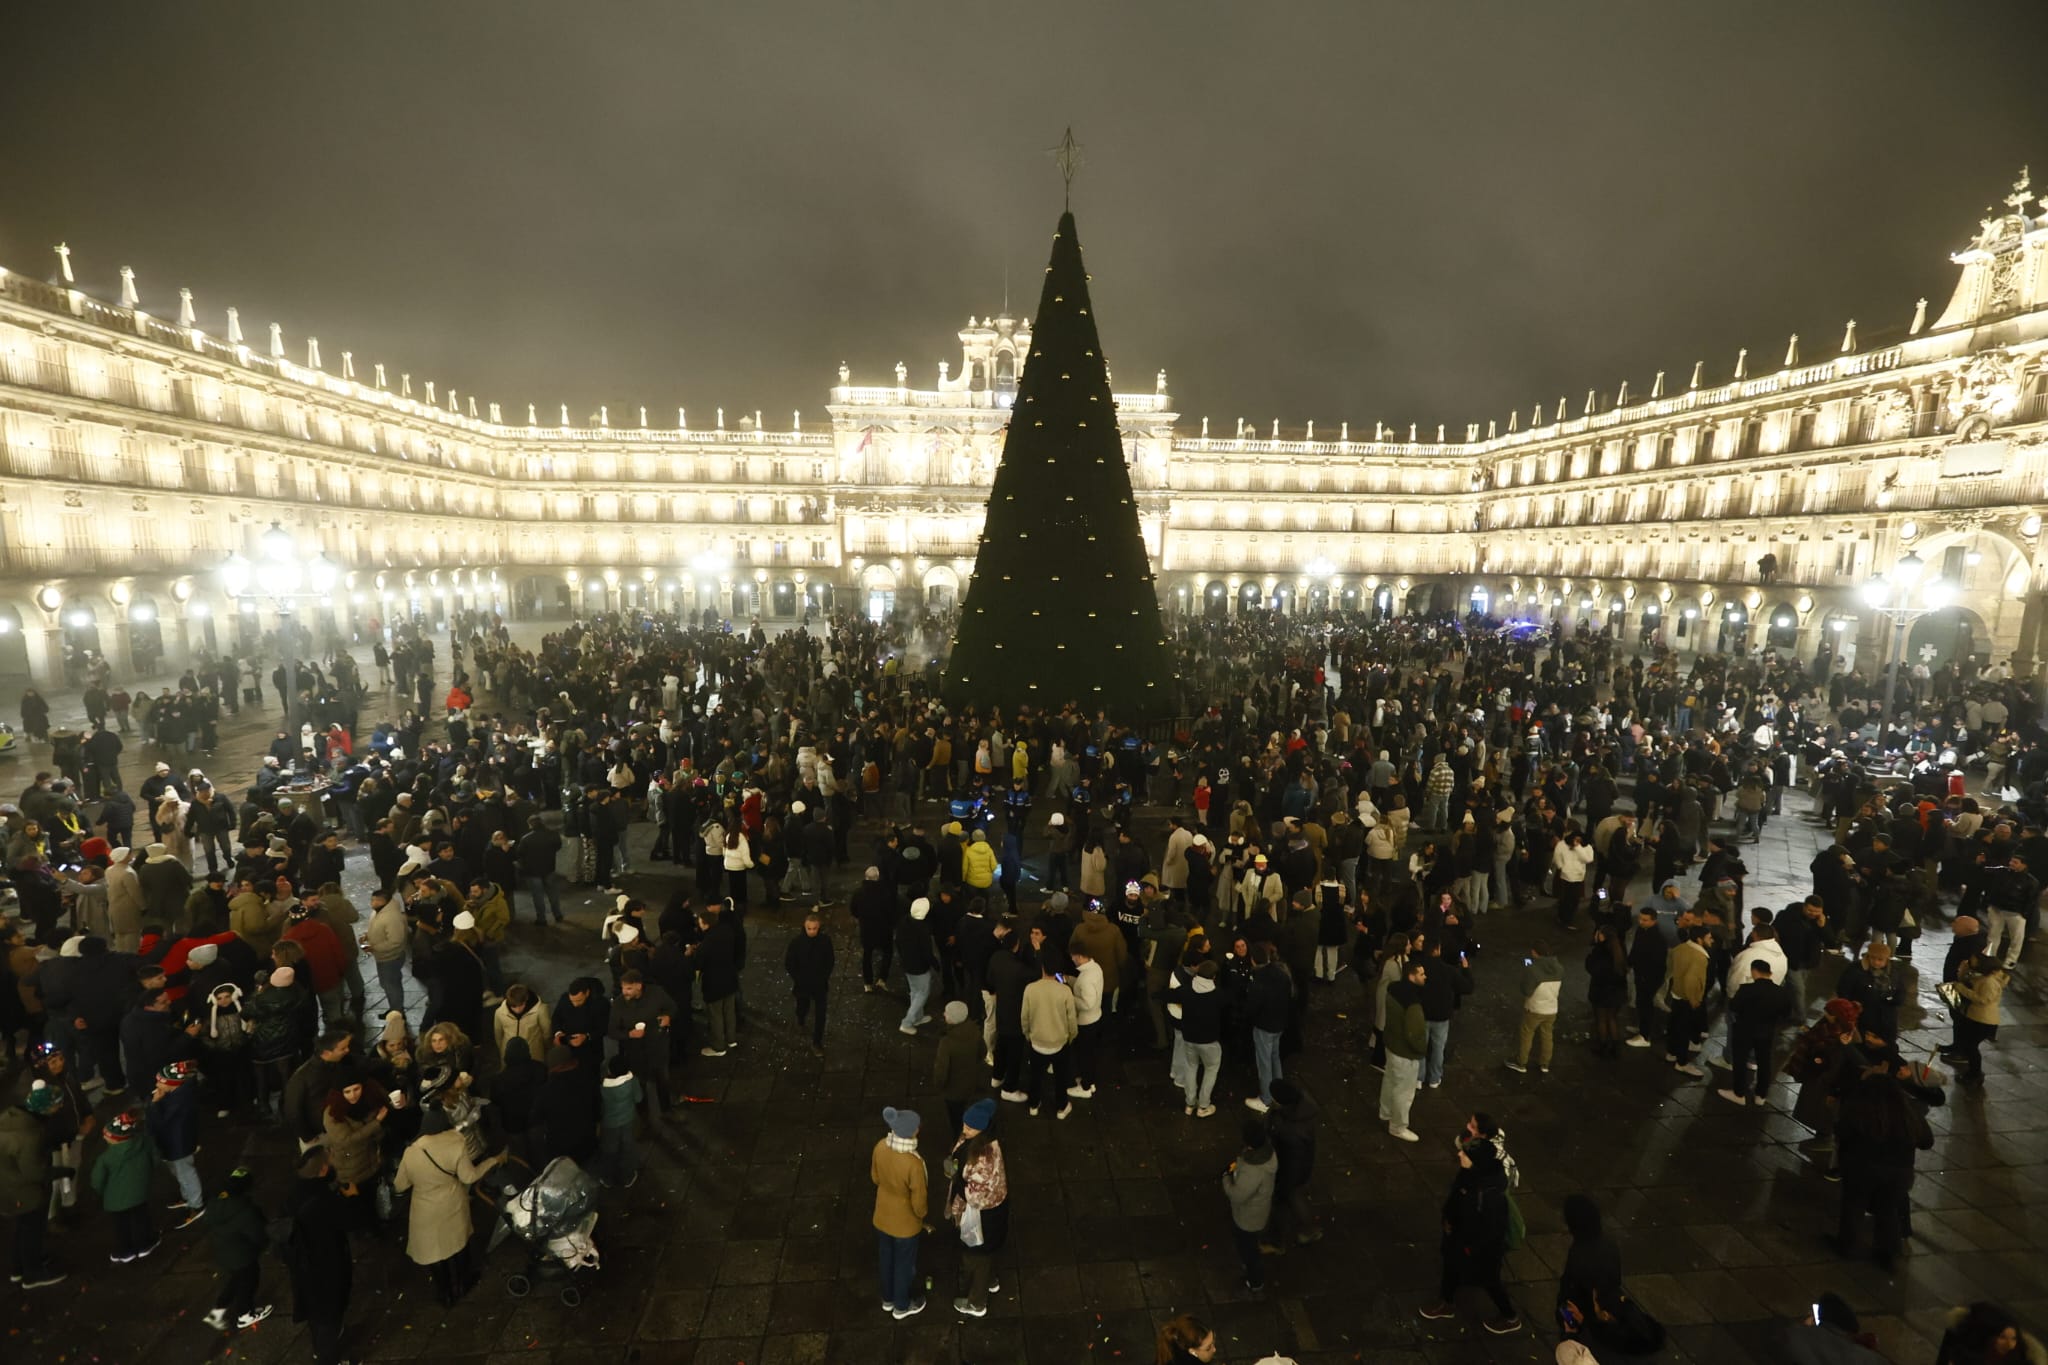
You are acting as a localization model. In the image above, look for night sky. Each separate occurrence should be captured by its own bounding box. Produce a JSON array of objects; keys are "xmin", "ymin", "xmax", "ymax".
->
[{"xmin": 5, "ymin": 2, "xmax": 2045, "ymax": 437}]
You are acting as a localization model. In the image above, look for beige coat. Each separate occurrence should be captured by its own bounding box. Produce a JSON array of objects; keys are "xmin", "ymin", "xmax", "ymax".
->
[
  {"xmin": 392, "ymin": 1128, "xmax": 489, "ymax": 1265},
  {"xmin": 492, "ymin": 998, "xmax": 553, "ymax": 1059},
  {"xmin": 105, "ymin": 864, "xmax": 144, "ymax": 942}
]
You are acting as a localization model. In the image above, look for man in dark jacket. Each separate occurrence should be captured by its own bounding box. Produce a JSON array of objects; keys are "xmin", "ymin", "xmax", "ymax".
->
[
  {"xmin": 690, "ymin": 907, "xmax": 741, "ymax": 1056},
  {"xmin": 851, "ymin": 867, "xmax": 897, "ymax": 991},
  {"xmin": 1718, "ymin": 959, "xmax": 1796, "ymax": 1107},
  {"xmin": 930, "ymin": 999, "xmax": 987, "ymax": 1133},
  {"xmin": 119, "ymin": 988, "xmax": 193, "ymax": 1103},
  {"xmin": 283, "ymin": 1150, "xmax": 354, "ymax": 1365},
  {"xmin": 1624, "ymin": 906, "xmax": 1668, "ymax": 1048},
  {"xmin": 783, "ymin": 910, "xmax": 835, "ymax": 1053},
  {"xmin": 282, "ymin": 1028, "xmax": 356, "ymax": 1149},
  {"xmin": 514, "ymin": 817, "xmax": 565, "ymax": 925},
  {"xmin": 607, "ymin": 970, "xmax": 677, "ymax": 1111},
  {"xmin": 1261, "ymin": 1077, "xmax": 1322, "ymax": 1250},
  {"xmin": 986, "ymin": 929, "xmax": 1035, "ymax": 1098},
  {"xmin": 201, "ymin": 1167, "xmax": 273, "ymax": 1331},
  {"xmin": 72, "ymin": 938, "xmax": 142, "ymax": 1093}
]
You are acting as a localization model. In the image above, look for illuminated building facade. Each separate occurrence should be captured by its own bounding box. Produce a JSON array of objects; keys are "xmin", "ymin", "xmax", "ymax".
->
[{"xmin": 1, "ymin": 173, "xmax": 2045, "ymax": 687}]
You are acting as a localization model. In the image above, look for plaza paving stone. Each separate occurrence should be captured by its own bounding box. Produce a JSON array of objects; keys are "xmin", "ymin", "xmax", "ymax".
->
[{"xmin": 4, "ymin": 637, "xmax": 2044, "ymax": 1363}]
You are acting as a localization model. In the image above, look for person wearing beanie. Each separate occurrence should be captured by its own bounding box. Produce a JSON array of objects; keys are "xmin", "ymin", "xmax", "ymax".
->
[
  {"xmin": 783, "ymin": 909, "xmax": 836, "ymax": 1055},
  {"xmin": 90, "ymin": 1109, "xmax": 158, "ymax": 1263},
  {"xmin": 946, "ymin": 1096, "xmax": 1008, "ymax": 1318},
  {"xmin": 150, "ymin": 1059, "xmax": 208, "ymax": 1227},
  {"xmin": 931, "ymin": 999, "xmax": 987, "ymax": 1133},
  {"xmin": 870, "ymin": 1106, "xmax": 928, "ymax": 1319},
  {"xmin": 285, "ymin": 1027, "xmax": 358, "ymax": 1152},
  {"xmin": 242, "ymin": 965, "xmax": 314, "ymax": 1118},
  {"xmin": 280, "ymin": 893, "xmax": 350, "ymax": 1031},
  {"xmin": 691, "ymin": 907, "xmax": 741, "ymax": 1057},
  {"xmin": 896, "ymin": 897, "xmax": 938, "ymax": 1035},
  {"xmin": 1222, "ymin": 1116, "xmax": 1277, "ymax": 1293},
  {"xmin": 201, "ymin": 1167, "xmax": 274, "ymax": 1332},
  {"xmin": 0, "ymin": 1081, "xmax": 65, "ymax": 1287}
]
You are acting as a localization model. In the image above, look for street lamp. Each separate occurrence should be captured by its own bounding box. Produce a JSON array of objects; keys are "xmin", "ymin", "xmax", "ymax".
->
[
  {"xmin": 1860, "ymin": 551, "xmax": 1950, "ymax": 746},
  {"xmin": 220, "ymin": 523, "xmax": 342, "ymax": 739}
]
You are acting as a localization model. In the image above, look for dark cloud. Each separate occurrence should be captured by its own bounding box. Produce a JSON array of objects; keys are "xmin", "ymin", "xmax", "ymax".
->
[{"xmin": 4, "ymin": 1, "xmax": 2043, "ymax": 433}]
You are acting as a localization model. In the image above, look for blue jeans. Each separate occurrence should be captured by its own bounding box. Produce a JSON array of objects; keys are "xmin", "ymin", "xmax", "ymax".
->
[
  {"xmin": 1422, "ymin": 793, "xmax": 1448, "ymax": 830},
  {"xmin": 525, "ymin": 876, "xmax": 562, "ymax": 924},
  {"xmin": 167, "ymin": 1155, "xmax": 205, "ymax": 1210},
  {"xmin": 876, "ymin": 1230, "xmax": 920, "ymax": 1311},
  {"xmin": 375, "ymin": 957, "xmax": 407, "ymax": 1014},
  {"xmin": 1339, "ymin": 857, "xmax": 1360, "ymax": 904},
  {"xmin": 1252, "ymin": 1027, "xmax": 1282, "ymax": 1104},
  {"xmin": 901, "ymin": 970, "xmax": 934, "ymax": 1030},
  {"xmin": 1424, "ymin": 1018, "xmax": 1450, "ymax": 1086}
]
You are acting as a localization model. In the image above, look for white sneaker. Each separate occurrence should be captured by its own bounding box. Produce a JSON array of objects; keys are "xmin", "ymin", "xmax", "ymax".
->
[
  {"xmin": 1624, "ymin": 1036, "xmax": 1653, "ymax": 1048},
  {"xmin": 1064, "ymin": 1085, "xmax": 1094, "ymax": 1099},
  {"xmin": 1504, "ymin": 1061, "xmax": 1527, "ymax": 1074},
  {"xmin": 1244, "ymin": 1097, "xmax": 1269, "ymax": 1113},
  {"xmin": 1389, "ymin": 1125, "xmax": 1420, "ymax": 1142},
  {"xmin": 999, "ymin": 1090, "xmax": 1029, "ymax": 1103},
  {"xmin": 235, "ymin": 1306, "xmax": 274, "ymax": 1330},
  {"xmin": 898, "ymin": 1025, "xmax": 919, "ymax": 1036},
  {"xmin": 203, "ymin": 1309, "xmax": 228, "ymax": 1331}
]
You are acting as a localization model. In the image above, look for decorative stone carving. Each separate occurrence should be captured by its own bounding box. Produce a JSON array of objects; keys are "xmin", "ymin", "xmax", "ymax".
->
[{"xmin": 1945, "ymin": 351, "xmax": 2022, "ymax": 427}]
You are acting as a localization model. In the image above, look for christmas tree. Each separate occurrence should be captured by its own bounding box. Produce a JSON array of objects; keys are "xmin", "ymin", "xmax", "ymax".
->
[{"xmin": 942, "ymin": 207, "xmax": 1173, "ymax": 717}]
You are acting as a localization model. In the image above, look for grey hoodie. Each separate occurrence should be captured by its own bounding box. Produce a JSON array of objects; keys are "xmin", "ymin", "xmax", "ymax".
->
[{"xmin": 1223, "ymin": 1143, "xmax": 1277, "ymax": 1231}]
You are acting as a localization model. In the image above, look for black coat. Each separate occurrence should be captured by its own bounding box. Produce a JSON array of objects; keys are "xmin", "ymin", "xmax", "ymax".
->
[
  {"xmin": 784, "ymin": 930, "xmax": 836, "ymax": 994},
  {"xmin": 284, "ymin": 1177, "xmax": 353, "ymax": 1323},
  {"xmin": 693, "ymin": 919, "xmax": 741, "ymax": 1001},
  {"xmin": 538, "ymin": 1063, "xmax": 600, "ymax": 1163}
]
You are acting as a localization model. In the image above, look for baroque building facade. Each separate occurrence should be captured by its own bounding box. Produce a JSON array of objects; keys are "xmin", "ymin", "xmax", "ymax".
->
[{"xmin": 0, "ymin": 176, "xmax": 2046, "ymax": 690}]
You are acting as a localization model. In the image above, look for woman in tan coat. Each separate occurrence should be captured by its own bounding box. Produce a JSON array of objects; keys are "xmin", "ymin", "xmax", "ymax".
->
[
  {"xmin": 392, "ymin": 1104, "xmax": 503, "ymax": 1304},
  {"xmin": 322, "ymin": 1079, "xmax": 388, "ymax": 1230}
]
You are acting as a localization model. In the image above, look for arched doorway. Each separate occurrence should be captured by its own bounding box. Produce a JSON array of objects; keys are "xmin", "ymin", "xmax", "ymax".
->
[
  {"xmin": 861, "ymin": 565, "xmax": 898, "ymax": 623},
  {"xmin": 1371, "ymin": 585, "xmax": 1393, "ymax": 619},
  {"xmin": 923, "ymin": 565, "xmax": 960, "ymax": 614},
  {"xmin": 1236, "ymin": 582, "xmax": 1261, "ymax": 615},
  {"xmin": 1906, "ymin": 606, "xmax": 1989, "ymax": 672},
  {"xmin": 1763, "ymin": 603, "xmax": 1801, "ymax": 651},
  {"xmin": 1468, "ymin": 585, "xmax": 1491, "ymax": 617},
  {"xmin": 0, "ymin": 605, "xmax": 28, "ymax": 692},
  {"xmin": 769, "ymin": 578, "xmax": 798, "ymax": 618},
  {"xmin": 1715, "ymin": 602, "xmax": 1751, "ymax": 654},
  {"xmin": 127, "ymin": 594, "xmax": 165, "ymax": 678},
  {"xmin": 1638, "ymin": 603, "xmax": 1663, "ymax": 645},
  {"xmin": 61, "ymin": 602, "xmax": 102, "ymax": 687},
  {"xmin": 1203, "ymin": 582, "xmax": 1227, "ymax": 620},
  {"xmin": 1270, "ymin": 583, "xmax": 1295, "ymax": 614}
]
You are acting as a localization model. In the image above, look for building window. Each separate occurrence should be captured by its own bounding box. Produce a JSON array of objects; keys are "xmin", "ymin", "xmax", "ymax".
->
[
  {"xmin": 1941, "ymin": 545, "xmax": 1967, "ymax": 581},
  {"xmin": 1793, "ymin": 411, "xmax": 1818, "ymax": 451}
]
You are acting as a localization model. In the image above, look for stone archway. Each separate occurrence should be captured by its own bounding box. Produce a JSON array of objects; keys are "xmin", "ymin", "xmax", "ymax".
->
[{"xmin": 1906, "ymin": 605, "xmax": 1991, "ymax": 671}]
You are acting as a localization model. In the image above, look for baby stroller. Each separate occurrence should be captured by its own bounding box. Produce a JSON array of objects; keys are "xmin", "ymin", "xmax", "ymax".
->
[{"xmin": 495, "ymin": 1156, "xmax": 602, "ymax": 1305}]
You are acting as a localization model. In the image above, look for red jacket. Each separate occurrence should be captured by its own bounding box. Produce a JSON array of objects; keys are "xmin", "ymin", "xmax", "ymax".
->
[
  {"xmin": 280, "ymin": 918, "xmax": 348, "ymax": 994},
  {"xmin": 445, "ymin": 685, "xmax": 473, "ymax": 712}
]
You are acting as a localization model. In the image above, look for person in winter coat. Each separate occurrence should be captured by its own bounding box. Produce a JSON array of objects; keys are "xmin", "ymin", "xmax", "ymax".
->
[
  {"xmin": 391, "ymin": 1103, "xmax": 504, "ymax": 1305},
  {"xmin": 945, "ymin": 1096, "xmax": 1008, "ymax": 1318},
  {"xmin": 492, "ymin": 984, "xmax": 552, "ymax": 1061},
  {"xmin": 320, "ymin": 1078, "xmax": 387, "ymax": 1231},
  {"xmin": 281, "ymin": 902, "xmax": 349, "ymax": 1029},
  {"xmin": 1942, "ymin": 955, "xmax": 2009, "ymax": 1082},
  {"xmin": 0, "ymin": 1082, "xmax": 64, "ymax": 1287},
  {"xmin": 200, "ymin": 1167, "xmax": 273, "ymax": 1332},
  {"xmin": 1584, "ymin": 927, "xmax": 1630, "ymax": 1059},
  {"xmin": 136, "ymin": 844, "xmax": 194, "ymax": 934},
  {"xmin": 1222, "ymin": 1117, "xmax": 1277, "ymax": 1291},
  {"xmin": 1261, "ymin": 1078, "xmax": 1322, "ymax": 1249},
  {"xmin": 852, "ymin": 866, "xmax": 898, "ymax": 991},
  {"xmin": 245, "ymin": 967, "xmax": 315, "ymax": 1113},
  {"xmin": 931, "ymin": 1000, "xmax": 987, "ymax": 1134},
  {"xmin": 90, "ymin": 1108, "xmax": 158, "ymax": 1262},
  {"xmin": 283, "ymin": 1149, "xmax": 355, "ymax": 1365},
  {"xmin": 691, "ymin": 906, "xmax": 741, "ymax": 1055},
  {"xmin": 551, "ymin": 977, "xmax": 610, "ymax": 1070},
  {"xmin": 1933, "ymin": 1301, "xmax": 2046, "ymax": 1365},
  {"xmin": 537, "ymin": 1044, "xmax": 600, "ymax": 1163},
  {"xmin": 1420, "ymin": 1116, "xmax": 1522, "ymax": 1335},
  {"xmin": 608, "ymin": 970, "xmax": 677, "ymax": 1112},
  {"xmin": 784, "ymin": 909, "xmax": 836, "ymax": 1053},
  {"xmin": 149, "ymin": 1059, "xmax": 207, "ymax": 1225}
]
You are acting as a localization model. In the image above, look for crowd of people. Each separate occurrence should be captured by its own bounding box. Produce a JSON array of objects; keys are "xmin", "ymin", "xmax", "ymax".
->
[{"xmin": 0, "ymin": 599, "xmax": 2042, "ymax": 1364}]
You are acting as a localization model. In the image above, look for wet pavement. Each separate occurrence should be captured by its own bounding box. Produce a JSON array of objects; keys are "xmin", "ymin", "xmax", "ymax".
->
[{"xmin": 5, "ymin": 641, "xmax": 2044, "ymax": 1364}]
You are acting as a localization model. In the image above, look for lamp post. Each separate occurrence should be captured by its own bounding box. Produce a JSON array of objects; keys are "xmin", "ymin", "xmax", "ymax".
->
[
  {"xmin": 1859, "ymin": 550, "xmax": 1951, "ymax": 751},
  {"xmin": 221, "ymin": 522, "xmax": 340, "ymax": 739}
]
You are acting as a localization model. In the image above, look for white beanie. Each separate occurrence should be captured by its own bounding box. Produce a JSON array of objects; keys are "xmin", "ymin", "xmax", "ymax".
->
[
  {"xmin": 60, "ymin": 935, "xmax": 86, "ymax": 957},
  {"xmin": 452, "ymin": 910, "xmax": 477, "ymax": 931},
  {"xmin": 187, "ymin": 943, "xmax": 219, "ymax": 967},
  {"xmin": 790, "ymin": 800, "xmax": 806, "ymax": 815},
  {"xmin": 1048, "ymin": 812, "xmax": 1065, "ymax": 828},
  {"xmin": 909, "ymin": 897, "xmax": 930, "ymax": 921}
]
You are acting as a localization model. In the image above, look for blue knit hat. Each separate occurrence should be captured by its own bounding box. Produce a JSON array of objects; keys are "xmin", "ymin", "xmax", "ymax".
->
[
  {"xmin": 882, "ymin": 1106, "xmax": 920, "ymax": 1138},
  {"xmin": 963, "ymin": 1098, "xmax": 996, "ymax": 1132}
]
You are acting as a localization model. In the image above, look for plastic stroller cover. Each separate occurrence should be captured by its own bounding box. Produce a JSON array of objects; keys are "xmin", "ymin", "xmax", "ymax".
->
[{"xmin": 509, "ymin": 1157, "xmax": 600, "ymax": 1243}]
